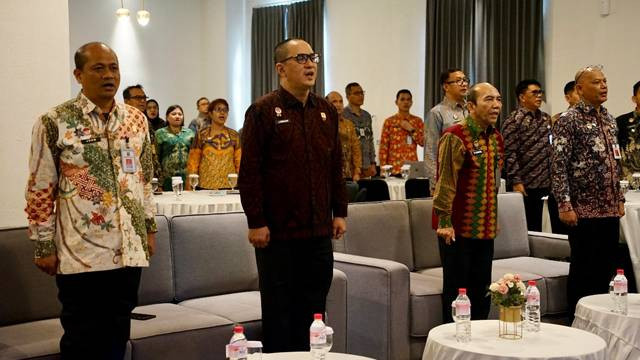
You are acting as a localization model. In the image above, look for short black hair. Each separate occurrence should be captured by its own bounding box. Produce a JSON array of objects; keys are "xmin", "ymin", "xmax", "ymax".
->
[
  {"xmin": 396, "ymin": 89, "xmax": 412, "ymax": 100},
  {"xmin": 165, "ymin": 105, "xmax": 185, "ymax": 126},
  {"xmin": 74, "ymin": 42, "xmax": 117, "ymax": 70},
  {"xmin": 515, "ymin": 79, "xmax": 541, "ymax": 98},
  {"xmin": 207, "ymin": 98, "xmax": 229, "ymax": 113},
  {"xmin": 274, "ymin": 38, "xmax": 305, "ymax": 63},
  {"xmin": 196, "ymin": 97, "xmax": 209, "ymax": 107},
  {"xmin": 563, "ymin": 81, "xmax": 576, "ymax": 95},
  {"xmin": 633, "ymin": 81, "xmax": 640, "ymax": 97},
  {"xmin": 123, "ymin": 84, "xmax": 144, "ymax": 100},
  {"xmin": 439, "ymin": 69, "xmax": 463, "ymax": 87},
  {"xmin": 345, "ymin": 82, "xmax": 361, "ymax": 96}
]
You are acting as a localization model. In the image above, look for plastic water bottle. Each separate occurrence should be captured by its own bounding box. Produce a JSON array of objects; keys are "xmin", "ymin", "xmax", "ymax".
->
[
  {"xmin": 228, "ymin": 325, "xmax": 247, "ymax": 360},
  {"xmin": 310, "ymin": 313, "xmax": 327, "ymax": 359},
  {"xmin": 454, "ymin": 288, "xmax": 471, "ymax": 343},
  {"xmin": 525, "ymin": 280, "xmax": 541, "ymax": 332},
  {"xmin": 613, "ymin": 269, "xmax": 628, "ymax": 315}
]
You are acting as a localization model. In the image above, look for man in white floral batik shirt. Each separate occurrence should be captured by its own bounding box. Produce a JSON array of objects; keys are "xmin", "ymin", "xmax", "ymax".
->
[
  {"xmin": 551, "ymin": 65, "xmax": 625, "ymax": 321},
  {"xmin": 25, "ymin": 42, "xmax": 157, "ymax": 359}
]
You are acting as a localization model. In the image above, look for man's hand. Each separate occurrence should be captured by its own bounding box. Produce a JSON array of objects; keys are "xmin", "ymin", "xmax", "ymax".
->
[
  {"xmin": 248, "ymin": 226, "xmax": 270, "ymax": 248},
  {"xmin": 363, "ymin": 164, "xmax": 377, "ymax": 177},
  {"xmin": 332, "ymin": 217, "xmax": 347, "ymax": 240},
  {"xmin": 559, "ymin": 210, "xmax": 578, "ymax": 227},
  {"xmin": 437, "ymin": 227, "xmax": 456, "ymax": 245},
  {"xmin": 619, "ymin": 202, "xmax": 626, "ymax": 217},
  {"xmin": 399, "ymin": 120, "xmax": 414, "ymax": 132},
  {"xmin": 353, "ymin": 173, "xmax": 360, "ymax": 182},
  {"xmin": 513, "ymin": 183, "xmax": 527, "ymax": 196},
  {"xmin": 147, "ymin": 232, "xmax": 156, "ymax": 257},
  {"xmin": 34, "ymin": 254, "xmax": 58, "ymax": 276}
]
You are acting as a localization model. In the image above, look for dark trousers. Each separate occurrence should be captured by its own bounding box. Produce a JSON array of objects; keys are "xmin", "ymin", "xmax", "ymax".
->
[
  {"xmin": 255, "ymin": 237, "xmax": 334, "ymax": 353},
  {"xmin": 567, "ymin": 217, "xmax": 619, "ymax": 319},
  {"xmin": 439, "ymin": 237, "xmax": 494, "ymax": 323},
  {"xmin": 56, "ymin": 267, "xmax": 142, "ymax": 360},
  {"xmin": 523, "ymin": 188, "xmax": 567, "ymax": 234}
]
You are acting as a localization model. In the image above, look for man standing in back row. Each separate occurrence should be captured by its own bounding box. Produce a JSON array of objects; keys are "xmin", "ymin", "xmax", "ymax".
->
[
  {"xmin": 239, "ymin": 38, "xmax": 347, "ymax": 352},
  {"xmin": 343, "ymin": 82, "xmax": 376, "ymax": 177}
]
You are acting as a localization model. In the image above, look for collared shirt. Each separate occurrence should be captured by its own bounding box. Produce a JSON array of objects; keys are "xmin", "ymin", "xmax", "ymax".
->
[
  {"xmin": 25, "ymin": 92, "xmax": 157, "ymax": 274},
  {"xmin": 338, "ymin": 117, "xmax": 362, "ymax": 179},
  {"xmin": 155, "ymin": 127, "xmax": 195, "ymax": 190},
  {"xmin": 616, "ymin": 110, "xmax": 640, "ymax": 182},
  {"xmin": 551, "ymin": 101, "xmax": 624, "ymax": 218},
  {"xmin": 501, "ymin": 106, "xmax": 553, "ymax": 189},
  {"xmin": 432, "ymin": 116, "xmax": 503, "ymax": 240},
  {"xmin": 379, "ymin": 113, "xmax": 425, "ymax": 174},
  {"xmin": 239, "ymin": 88, "xmax": 347, "ymax": 240},
  {"xmin": 187, "ymin": 126, "xmax": 241, "ymax": 189},
  {"xmin": 188, "ymin": 114, "xmax": 210, "ymax": 134},
  {"xmin": 342, "ymin": 105, "xmax": 376, "ymax": 167},
  {"xmin": 425, "ymin": 97, "xmax": 468, "ymax": 183}
]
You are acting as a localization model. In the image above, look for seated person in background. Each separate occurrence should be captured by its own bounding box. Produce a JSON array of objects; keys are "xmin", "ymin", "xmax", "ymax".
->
[
  {"xmin": 188, "ymin": 97, "xmax": 210, "ymax": 133},
  {"xmin": 379, "ymin": 89, "xmax": 424, "ymax": 175},
  {"xmin": 187, "ymin": 98, "xmax": 241, "ymax": 189},
  {"xmin": 616, "ymin": 80, "xmax": 640, "ymax": 182},
  {"xmin": 551, "ymin": 81, "xmax": 580, "ymax": 124},
  {"xmin": 145, "ymin": 99, "xmax": 166, "ymax": 131},
  {"xmin": 155, "ymin": 105, "xmax": 195, "ymax": 190},
  {"xmin": 326, "ymin": 91, "xmax": 362, "ymax": 181}
]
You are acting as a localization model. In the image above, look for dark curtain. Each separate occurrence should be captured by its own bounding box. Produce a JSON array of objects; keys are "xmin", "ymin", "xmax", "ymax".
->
[
  {"xmin": 475, "ymin": 0, "xmax": 545, "ymax": 122},
  {"xmin": 251, "ymin": 5, "xmax": 286, "ymax": 102},
  {"xmin": 424, "ymin": 0, "xmax": 475, "ymax": 112},
  {"xmin": 288, "ymin": 0, "xmax": 325, "ymax": 96}
]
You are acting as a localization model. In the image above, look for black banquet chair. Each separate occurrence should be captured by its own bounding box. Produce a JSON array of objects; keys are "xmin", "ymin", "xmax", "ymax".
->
[
  {"xmin": 405, "ymin": 178, "xmax": 430, "ymax": 199},
  {"xmin": 357, "ymin": 179, "xmax": 390, "ymax": 202}
]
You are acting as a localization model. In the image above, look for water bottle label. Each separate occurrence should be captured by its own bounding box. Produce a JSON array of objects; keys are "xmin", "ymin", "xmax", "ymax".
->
[
  {"xmin": 228, "ymin": 344, "xmax": 247, "ymax": 357},
  {"xmin": 310, "ymin": 331, "xmax": 326, "ymax": 345},
  {"xmin": 455, "ymin": 302, "xmax": 470, "ymax": 316},
  {"xmin": 614, "ymin": 279, "xmax": 628, "ymax": 293},
  {"xmin": 527, "ymin": 293, "xmax": 540, "ymax": 304}
]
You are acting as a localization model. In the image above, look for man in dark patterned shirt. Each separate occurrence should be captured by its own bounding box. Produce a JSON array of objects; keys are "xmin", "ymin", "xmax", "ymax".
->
[
  {"xmin": 615, "ymin": 80, "xmax": 640, "ymax": 182},
  {"xmin": 551, "ymin": 66, "xmax": 626, "ymax": 318},
  {"xmin": 502, "ymin": 79, "xmax": 561, "ymax": 232}
]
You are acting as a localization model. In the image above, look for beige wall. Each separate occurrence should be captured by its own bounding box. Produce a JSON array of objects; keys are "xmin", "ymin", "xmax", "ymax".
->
[
  {"xmin": 545, "ymin": 0, "xmax": 640, "ymax": 117},
  {"xmin": 0, "ymin": 0, "xmax": 70, "ymax": 228}
]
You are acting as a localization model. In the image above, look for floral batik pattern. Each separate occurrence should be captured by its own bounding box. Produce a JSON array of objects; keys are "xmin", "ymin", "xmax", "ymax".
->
[
  {"xmin": 187, "ymin": 126, "xmax": 241, "ymax": 189},
  {"xmin": 155, "ymin": 127, "xmax": 195, "ymax": 190}
]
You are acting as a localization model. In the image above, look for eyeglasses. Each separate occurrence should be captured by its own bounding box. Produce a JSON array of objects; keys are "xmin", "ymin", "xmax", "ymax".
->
[
  {"xmin": 130, "ymin": 95, "xmax": 148, "ymax": 101},
  {"xmin": 530, "ymin": 89, "xmax": 545, "ymax": 97},
  {"xmin": 574, "ymin": 64, "xmax": 604, "ymax": 82},
  {"xmin": 279, "ymin": 53, "xmax": 320, "ymax": 64},
  {"xmin": 212, "ymin": 107, "xmax": 229, "ymax": 113},
  {"xmin": 446, "ymin": 78, "xmax": 470, "ymax": 86}
]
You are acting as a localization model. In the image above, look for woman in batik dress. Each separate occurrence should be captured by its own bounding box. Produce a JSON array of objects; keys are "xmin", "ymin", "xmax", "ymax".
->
[{"xmin": 155, "ymin": 105, "xmax": 195, "ymax": 190}]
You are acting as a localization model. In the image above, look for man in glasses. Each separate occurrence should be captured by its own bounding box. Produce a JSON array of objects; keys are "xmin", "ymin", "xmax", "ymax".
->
[
  {"xmin": 123, "ymin": 84, "xmax": 147, "ymax": 113},
  {"xmin": 343, "ymin": 82, "xmax": 377, "ymax": 177},
  {"xmin": 551, "ymin": 66, "xmax": 625, "ymax": 320},
  {"xmin": 425, "ymin": 69, "xmax": 469, "ymax": 189},
  {"xmin": 239, "ymin": 38, "xmax": 347, "ymax": 352},
  {"xmin": 502, "ymin": 79, "xmax": 560, "ymax": 233}
]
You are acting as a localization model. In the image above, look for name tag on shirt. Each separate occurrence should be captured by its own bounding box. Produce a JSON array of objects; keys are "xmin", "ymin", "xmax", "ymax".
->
[
  {"xmin": 81, "ymin": 137, "xmax": 101, "ymax": 144},
  {"xmin": 472, "ymin": 150, "xmax": 483, "ymax": 156},
  {"xmin": 276, "ymin": 119, "xmax": 290, "ymax": 124},
  {"xmin": 613, "ymin": 144, "xmax": 622, "ymax": 159},
  {"xmin": 406, "ymin": 135, "xmax": 413, "ymax": 145},
  {"xmin": 548, "ymin": 134, "xmax": 553, "ymax": 145},
  {"xmin": 359, "ymin": 128, "xmax": 365, "ymax": 137},
  {"xmin": 121, "ymin": 148, "xmax": 137, "ymax": 173}
]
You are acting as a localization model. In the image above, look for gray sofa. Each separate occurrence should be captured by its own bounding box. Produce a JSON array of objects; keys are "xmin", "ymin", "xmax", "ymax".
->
[
  {"xmin": 0, "ymin": 213, "xmax": 348, "ymax": 360},
  {"xmin": 333, "ymin": 192, "xmax": 571, "ymax": 360}
]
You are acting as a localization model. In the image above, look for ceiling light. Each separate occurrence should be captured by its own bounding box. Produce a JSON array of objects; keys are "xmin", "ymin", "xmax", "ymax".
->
[
  {"xmin": 116, "ymin": 0, "xmax": 130, "ymax": 19},
  {"xmin": 137, "ymin": 0, "xmax": 150, "ymax": 26}
]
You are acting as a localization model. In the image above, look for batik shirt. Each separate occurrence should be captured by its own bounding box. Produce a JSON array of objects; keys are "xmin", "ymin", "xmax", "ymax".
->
[
  {"xmin": 155, "ymin": 127, "xmax": 195, "ymax": 190},
  {"xmin": 616, "ymin": 110, "xmax": 640, "ymax": 182},
  {"xmin": 501, "ymin": 106, "xmax": 552, "ymax": 189},
  {"xmin": 25, "ymin": 92, "xmax": 157, "ymax": 274},
  {"xmin": 425, "ymin": 98, "xmax": 468, "ymax": 184},
  {"xmin": 338, "ymin": 117, "xmax": 362, "ymax": 179},
  {"xmin": 551, "ymin": 101, "xmax": 624, "ymax": 218},
  {"xmin": 187, "ymin": 126, "xmax": 241, "ymax": 189},
  {"xmin": 379, "ymin": 114, "xmax": 425, "ymax": 174},
  {"xmin": 343, "ymin": 105, "xmax": 376, "ymax": 168}
]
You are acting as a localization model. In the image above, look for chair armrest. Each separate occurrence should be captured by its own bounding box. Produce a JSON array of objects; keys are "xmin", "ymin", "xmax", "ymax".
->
[
  {"xmin": 528, "ymin": 231, "xmax": 570, "ymax": 261},
  {"xmin": 326, "ymin": 268, "xmax": 347, "ymax": 353},
  {"xmin": 334, "ymin": 252, "xmax": 410, "ymax": 360}
]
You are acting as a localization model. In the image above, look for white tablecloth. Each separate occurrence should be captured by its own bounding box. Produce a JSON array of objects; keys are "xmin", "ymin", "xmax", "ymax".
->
[
  {"xmin": 423, "ymin": 320, "xmax": 606, "ymax": 360},
  {"xmin": 154, "ymin": 191, "xmax": 243, "ymax": 216},
  {"xmin": 573, "ymin": 294, "xmax": 640, "ymax": 360},
  {"xmin": 384, "ymin": 178, "xmax": 506, "ymax": 201},
  {"xmin": 264, "ymin": 352, "xmax": 373, "ymax": 360}
]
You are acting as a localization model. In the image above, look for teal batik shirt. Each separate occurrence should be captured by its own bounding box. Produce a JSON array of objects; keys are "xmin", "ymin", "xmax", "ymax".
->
[{"xmin": 155, "ymin": 127, "xmax": 195, "ymax": 190}]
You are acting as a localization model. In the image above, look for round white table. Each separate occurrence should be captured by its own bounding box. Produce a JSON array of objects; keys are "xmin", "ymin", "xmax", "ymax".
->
[
  {"xmin": 263, "ymin": 352, "xmax": 373, "ymax": 360},
  {"xmin": 154, "ymin": 191, "xmax": 243, "ymax": 216},
  {"xmin": 423, "ymin": 320, "xmax": 606, "ymax": 360},
  {"xmin": 573, "ymin": 294, "xmax": 640, "ymax": 360}
]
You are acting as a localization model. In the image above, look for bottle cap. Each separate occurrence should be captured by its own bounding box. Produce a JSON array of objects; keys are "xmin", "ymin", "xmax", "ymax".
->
[
  {"xmin": 314, "ymin": 313, "xmax": 323, "ymax": 320},
  {"xmin": 528, "ymin": 280, "xmax": 536, "ymax": 286},
  {"xmin": 458, "ymin": 288, "xmax": 467, "ymax": 295},
  {"xmin": 617, "ymin": 269, "xmax": 625, "ymax": 275},
  {"xmin": 233, "ymin": 325, "xmax": 243, "ymax": 333}
]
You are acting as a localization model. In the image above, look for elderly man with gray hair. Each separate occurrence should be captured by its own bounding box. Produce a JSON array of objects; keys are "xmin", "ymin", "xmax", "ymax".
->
[{"xmin": 551, "ymin": 65, "xmax": 626, "ymax": 319}]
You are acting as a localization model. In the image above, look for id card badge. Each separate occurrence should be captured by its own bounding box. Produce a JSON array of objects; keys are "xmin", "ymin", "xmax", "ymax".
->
[
  {"xmin": 613, "ymin": 144, "xmax": 622, "ymax": 159},
  {"xmin": 121, "ymin": 147, "xmax": 137, "ymax": 173},
  {"xmin": 359, "ymin": 128, "xmax": 365, "ymax": 137}
]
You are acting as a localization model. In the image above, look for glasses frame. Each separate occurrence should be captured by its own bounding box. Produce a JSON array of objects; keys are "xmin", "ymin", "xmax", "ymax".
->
[
  {"xmin": 445, "ymin": 78, "xmax": 470, "ymax": 86},
  {"xmin": 130, "ymin": 95, "xmax": 148, "ymax": 101},
  {"xmin": 279, "ymin": 53, "xmax": 320, "ymax": 65}
]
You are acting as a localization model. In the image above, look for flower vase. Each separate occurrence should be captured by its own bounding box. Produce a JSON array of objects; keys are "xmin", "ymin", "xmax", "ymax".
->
[{"xmin": 498, "ymin": 305, "xmax": 523, "ymax": 340}]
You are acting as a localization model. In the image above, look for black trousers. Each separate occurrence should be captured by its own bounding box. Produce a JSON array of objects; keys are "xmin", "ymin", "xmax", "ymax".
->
[
  {"xmin": 439, "ymin": 237, "xmax": 494, "ymax": 323},
  {"xmin": 255, "ymin": 237, "xmax": 333, "ymax": 353},
  {"xmin": 567, "ymin": 217, "xmax": 619, "ymax": 319},
  {"xmin": 56, "ymin": 267, "xmax": 142, "ymax": 360}
]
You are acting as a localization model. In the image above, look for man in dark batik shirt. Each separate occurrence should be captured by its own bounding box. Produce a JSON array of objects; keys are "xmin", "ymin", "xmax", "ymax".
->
[{"xmin": 615, "ymin": 80, "xmax": 640, "ymax": 182}]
